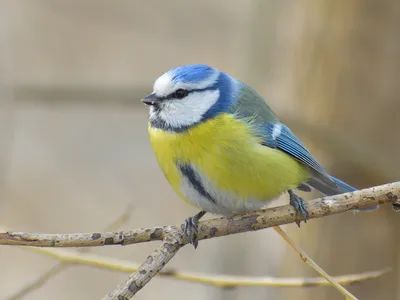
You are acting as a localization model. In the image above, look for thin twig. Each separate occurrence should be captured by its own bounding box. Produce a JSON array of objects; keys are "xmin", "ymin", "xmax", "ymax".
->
[
  {"xmin": 102, "ymin": 205, "xmax": 135, "ymax": 232},
  {"xmin": 7, "ymin": 205, "xmax": 134, "ymax": 300},
  {"xmin": 103, "ymin": 232, "xmax": 183, "ymax": 299},
  {"xmin": 24, "ymin": 246, "xmax": 391, "ymax": 288},
  {"xmin": 1, "ymin": 182, "xmax": 398, "ymax": 248},
  {"xmin": 274, "ymin": 226, "xmax": 358, "ymax": 299},
  {"xmin": 8, "ymin": 264, "xmax": 68, "ymax": 300}
]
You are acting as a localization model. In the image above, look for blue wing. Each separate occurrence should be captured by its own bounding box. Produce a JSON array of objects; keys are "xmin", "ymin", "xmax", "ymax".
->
[
  {"xmin": 231, "ymin": 83, "xmax": 339, "ymax": 194},
  {"xmin": 262, "ymin": 122, "xmax": 340, "ymax": 193},
  {"xmin": 263, "ymin": 123, "xmax": 328, "ymax": 176}
]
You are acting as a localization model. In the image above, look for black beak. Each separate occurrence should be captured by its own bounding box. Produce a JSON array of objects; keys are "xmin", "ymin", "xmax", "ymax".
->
[{"xmin": 141, "ymin": 93, "xmax": 161, "ymax": 106}]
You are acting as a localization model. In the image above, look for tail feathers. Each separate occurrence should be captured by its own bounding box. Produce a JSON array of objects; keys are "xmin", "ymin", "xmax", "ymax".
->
[
  {"xmin": 307, "ymin": 177, "xmax": 341, "ymax": 197},
  {"xmin": 329, "ymin": 176, "xmax": 357, "ymax": 193},
  {"xmin": 307, "ymin": 175, "xmax": 378, "ymax": 212}
]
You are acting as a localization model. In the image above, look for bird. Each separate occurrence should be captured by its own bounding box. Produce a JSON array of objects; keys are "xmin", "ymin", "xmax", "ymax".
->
[{"xmin": 141, "ymin": 64, "xmax": 378, "ymax": 248}]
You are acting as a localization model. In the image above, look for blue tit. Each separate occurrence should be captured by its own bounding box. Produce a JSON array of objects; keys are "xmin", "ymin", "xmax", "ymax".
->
[{"xmin": 141, "ymin": 64, "xmax": 377, "ymax": 248}]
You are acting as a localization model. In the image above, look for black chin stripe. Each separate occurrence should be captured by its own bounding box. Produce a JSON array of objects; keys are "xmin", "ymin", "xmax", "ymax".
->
[
  {"xmin": 149, "ymin": 117, "xmax": 198, "ymax": 132},
  {"xmin": 177, "ymin": 163, "xmax": 216, "ymax": 204}
]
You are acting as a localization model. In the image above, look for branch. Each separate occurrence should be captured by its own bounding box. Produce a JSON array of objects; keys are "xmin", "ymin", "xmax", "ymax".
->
[
  {"xmin": 1, "ymin": 182, "xmax": 399, "ymax": 299},
  {"xmin": 273, "ymin": 226, "xmax": 357, "ymax": 299},
  {"xmin": 24, "ymin": 246, "xmax": 391, "ymax": 288},
  {"xmin": 103, "ymin": 232, "xmax": 183, "ymax": 299},
  {"xmin": 102, "ymin": 182, "xmax": 400, "ymax": 299},
  {"xmin": 8, "ymin": 264, "xmax": 67, "ymax": 300},
  {"xmin": 1, "ymin": 182, "xmax": 398, "ymax": 248},
  {"xmin": 7, "ymin": 205, "xmax": 134, "ymax": 300}
]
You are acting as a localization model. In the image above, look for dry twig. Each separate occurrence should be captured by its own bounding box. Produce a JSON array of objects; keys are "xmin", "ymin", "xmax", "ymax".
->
[
  {"xmin": 2, "ymin": 182, "xmax": 397, "ymax": 249},
  {"xmin": 24, "ymin": 246, "xmax": 391, "ymax": 288},
  {"xmin": 273, "ymin": 226, "xmax": 358, "ymax": 299},
  {"xmin": 7, "ymin": 205, "xmax": 134, "ymax": 300},
  {"xmin": 1, "ymin": 182, "xmax": 398, "ymax": 299}
]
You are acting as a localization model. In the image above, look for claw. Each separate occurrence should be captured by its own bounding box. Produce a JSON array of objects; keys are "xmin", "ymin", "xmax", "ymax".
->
[
  {"xmin": 184, "ymin": 217, "xmax": 198, "ymax": 248},
  {"xmin": 183, "ymin": 211, "xmax": 206, "ymax": 249},
  {"xmin": 288, "ymin": 190, "xmax": 309, "ymax": 227}
]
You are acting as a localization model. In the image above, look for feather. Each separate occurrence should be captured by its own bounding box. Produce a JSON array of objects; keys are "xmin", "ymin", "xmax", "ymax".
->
[{"xmin": 231, "ymin": 82, "xmax": 341, "ymax": 194}]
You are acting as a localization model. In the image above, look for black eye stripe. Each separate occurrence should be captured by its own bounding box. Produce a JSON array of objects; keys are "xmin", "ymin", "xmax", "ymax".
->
[
  {"xmin": 158, "ymin": 89, "xmax": 190, "ymax": 100},
  {"xmin": 156, "ymin": 86, "xmax": 218, "ymax": 101}
]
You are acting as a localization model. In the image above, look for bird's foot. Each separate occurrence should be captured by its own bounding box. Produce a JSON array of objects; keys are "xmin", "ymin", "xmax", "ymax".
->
[
  {"xmin": 183, "ymin": 211, "xmax": 206, "ymax": 249},
  {"xmin": 288, "ymin": 190, "xmax": 309, "ymax": 227}
]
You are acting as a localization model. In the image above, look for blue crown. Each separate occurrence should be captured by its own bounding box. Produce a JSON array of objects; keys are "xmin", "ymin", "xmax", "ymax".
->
[{"xmin": 169, "ymin": 64, "xmax": 216, "ymax": 83}]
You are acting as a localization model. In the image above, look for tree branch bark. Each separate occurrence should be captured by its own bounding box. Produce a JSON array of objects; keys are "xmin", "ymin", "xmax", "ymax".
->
[
  {"xmin": 1, "ymin": 181, "xmax": 399, "ymax": 299},
  {"xmin": 1, "ymin": 182, "xmax": 398, "ymax": 249},
  {"xmin": 103, "ymin": 232, "xmax": 183, "ymax": 299}
]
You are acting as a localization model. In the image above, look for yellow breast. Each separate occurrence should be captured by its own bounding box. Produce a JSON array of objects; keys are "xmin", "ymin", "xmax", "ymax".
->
[{"xmin": 148, "ymin": 114, "xmax": 310, "ymax": 208}]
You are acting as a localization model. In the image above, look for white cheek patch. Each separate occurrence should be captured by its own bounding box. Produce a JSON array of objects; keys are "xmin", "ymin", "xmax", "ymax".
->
[{"xmin": 151, "ymin": 90, "xmax": 220, "ymax": 128}]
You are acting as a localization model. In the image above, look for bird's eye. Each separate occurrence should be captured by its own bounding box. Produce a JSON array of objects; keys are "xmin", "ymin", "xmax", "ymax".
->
[{"xmin": 174, "ymin": 89, "xmax": 188, "ymax": 99}]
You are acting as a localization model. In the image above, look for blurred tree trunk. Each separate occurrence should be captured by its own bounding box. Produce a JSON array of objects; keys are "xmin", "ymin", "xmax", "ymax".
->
[
  {"xmin": 0, "ymin": 7, "xmax": 14, "ymax": 198},
  {"xmin": 270, "ymin": 1, "xmax": 400, "ymax": 299}
]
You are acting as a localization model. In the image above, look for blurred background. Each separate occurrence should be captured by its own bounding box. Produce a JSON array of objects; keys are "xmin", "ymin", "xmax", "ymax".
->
[{"xmin": 1, "ymin": 1, "xmax": 400, "ymax": 299}]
